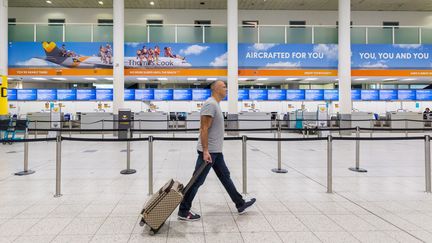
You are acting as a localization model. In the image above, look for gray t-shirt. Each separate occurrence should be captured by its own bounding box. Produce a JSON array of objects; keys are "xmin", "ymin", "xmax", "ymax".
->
[{"xmin": 197, "ymin": 97, "xmax": 224, "ymax": 153}]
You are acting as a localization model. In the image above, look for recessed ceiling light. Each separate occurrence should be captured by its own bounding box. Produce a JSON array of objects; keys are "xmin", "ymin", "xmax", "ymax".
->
[
  {"xmin": 137, "ymin": 77, "xmax": 148, "ymax": 80},
  {"xmin": 305, "ymin": 78, "xmax": 318, "ymax": 81},
  {"xmin": 285, "ymin": 78, "xmax": 299, "ymax": 81},
  {"xmin": 257, "ymin": 78, "xmax": 268, "ymax": 81},
  {"xmin": 383, "ymin": 78, "xmax": 397, "ymax": 81},
  {"xmin": 84, "ymin": 77, "xmax": 97, "ymax": 80},
  {"xmin": 355, "ymin": 78, "xmax": 368, "ymax": 81},
  {"xmin": 207, "ymin": 78, "xmax": 217, "ymax": 81},
  {"xmin": 256, "ymin": 83, "xmax": 264, "ymax": 85},
  {"xmin": 32, "ymin": 77, "xmax": 47, "ymax": 80},
  {"xmin": 98, "ymin": 1, "xmax": 104, "ymax": 5},
  {"xmin": 53, "ymin": 77, "xmax": 66, "ymax": 81},
  {"xmin": 238, "ymin": 78, "xmax": 248, "ymax": 81},
  {"xmin": 150, "ymin": 1, "xmax": 155, "ymax": 5},
  {"xmin": 157, "ymin": 77, "xmax": 168, "ymax": 81},
  {"xmin": 403, "ymin": 78, "xmax": 416, "ymax": 81},
  {"xmin": 46, "ymin": 0, "xmax": 52, "ymax": 4},
  {"xmin": 104, "ymin": 77, "xmax": 113, "ymax": 80},
  {"xmin": 187, "ymin": 78, "xmax": 198, "ymax": 81}
]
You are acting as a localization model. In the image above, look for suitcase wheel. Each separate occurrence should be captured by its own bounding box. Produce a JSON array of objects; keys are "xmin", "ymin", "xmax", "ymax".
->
[
  {"xmin": 149, "ymin": 224, "xmax": 162, "ymax": 235},
  {"xmin": 139, "ymin": 219, "xmax": 145, "ymax": 227}
]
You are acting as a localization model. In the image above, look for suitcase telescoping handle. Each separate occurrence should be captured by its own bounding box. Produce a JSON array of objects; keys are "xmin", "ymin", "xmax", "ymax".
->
[{"xmin": 182, "ymin": 162, "xmax": 210, "ymax": 194}]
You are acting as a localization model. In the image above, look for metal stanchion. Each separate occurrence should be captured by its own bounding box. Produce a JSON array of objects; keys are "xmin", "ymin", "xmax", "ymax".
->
[
  {"xmin": 121, "ymin": 128, "xmax": 136, "ymax": 175},
  {"xmin": 139, "ymin": 119, "xmax": 142, "ymax": 138},
  {"xmin": 102, "ymin": 119, "xmax": 105, "ymax": 139},
  {"xmin": 15, "ymin": 128, "xmax": 35, "ymax": 176},
  {"xmin": 69, "ymin": 120, "xmax": 72, "ymax": 138},
  {"xmin": 425, "ymin": 135, "xmax": 431, "ymax": 193},
  {"xmin": 405, "ymin": 120, "xmax": 408, "ymax": 137},
  {"xmin": 349, "ymin": 126, "xmax": 367, "ymax": 173},
  {"xmin": 242, "ymin": 135, "xmax": 248, "ymax": 194},
  {"xmin": 54, "ymin": 132, "xmax": 62, "ymax": 197},
  {"xmin": 370, "ymin": 120, "xmax": 373, "ymax": 138},
  {"xmin": 327, "ymin": 135, "xmax": 333, "ymax": 193},
  {"xmin": 272, "ymin": 124, "xmax": 288, "ymax": 173},
  {"xmin": 34, "ymin": 120, "xmax": 38, "ymax": 139},
  {"xmin": 148, "ymin": 136, "xmax": 154, "ymax": 195}
]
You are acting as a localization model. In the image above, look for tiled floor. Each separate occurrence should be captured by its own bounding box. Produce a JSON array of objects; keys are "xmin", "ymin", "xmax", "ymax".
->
[{"xmin": 1, "ymin": 131, "xmax": 432, "ymax": 242}]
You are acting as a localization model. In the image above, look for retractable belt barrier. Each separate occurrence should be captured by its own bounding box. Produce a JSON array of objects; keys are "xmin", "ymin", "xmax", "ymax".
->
[
  {"xmin": 25, "ymin": 118, "xmax": 432, "ymax": 123},
  {"xmin": 3, "ymin": 126, "xmax": 432, "ymax": 197}
]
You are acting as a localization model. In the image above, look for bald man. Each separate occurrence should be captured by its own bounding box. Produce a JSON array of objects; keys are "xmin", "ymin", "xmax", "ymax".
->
[{"xmin": 178, "ymin": 81, "xmax": 256, "ymax": 221}]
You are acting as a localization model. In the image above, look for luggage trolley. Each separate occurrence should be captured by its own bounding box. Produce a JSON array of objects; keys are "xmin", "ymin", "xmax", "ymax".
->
[
  {"xmin": 3, "ymin": 119, "xmax": 29, "ymax": 144},
  {"xmin": 1, "ymin": 118, "xmax": 12, "ymax": 144}
]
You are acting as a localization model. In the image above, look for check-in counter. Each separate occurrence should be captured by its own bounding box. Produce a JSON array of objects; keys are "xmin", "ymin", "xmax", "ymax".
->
[
  {"xmin": 238, "ymin": 112, "xmax": 272, "ymax": 130},
  {"xmin": 386, "ymin": 111, "xmax": 423, "ymax": 129},
  {"xmin": 27, "ymin": 112, "xmax": 55, "ymax": 133},
  {"xmin": 186, "ymin": 111, "xmax": 200, "ymax": 130},
  {"xmin": 286, "ymin": 112, "xmax": 296, "ymax": 128},
  {"xmin": 351, "ymin": 112, "xmax": 374, "ymax": 129},
  {"xmin": 80, "ymin": 112, "xmax": 114, "ymax": 130},
  {"xmin": 134, "ymin": 111, "xmax": 168, "ymax": 130},
  {"xmin": 303, "ymin": 112, "xmax": 318, "ymax": 127}
]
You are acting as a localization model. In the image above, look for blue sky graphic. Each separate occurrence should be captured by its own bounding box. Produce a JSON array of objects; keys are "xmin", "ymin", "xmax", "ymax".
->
[
  {"xmin": 9, "ymin": 42, "xmax": 228, "ymax": 68},
  {"xmin": 351, "ymin": 44, "xmax": 432, "ymax": 69},
  {"xmin": 238, "ymin": 43, "xmax": 339, "ymax": 69},
  {"xmin": 8, "ymin": 42, "xmax": 432, "ymax": 70},
  {"xmin": 9, "ymin": 42, "xmax": 110, "ymax": 67},
  {"xmin": 124, "ymin": 42, "xmax": 227, "ymax": 68}
]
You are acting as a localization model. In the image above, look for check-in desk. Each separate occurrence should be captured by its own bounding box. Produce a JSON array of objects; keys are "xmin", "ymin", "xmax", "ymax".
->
[
  {"xmin": 134, "ymin": 111, "xmax": 168, "ymax": 131},
  {"xmin": 386, "ymin": 112, "xmax": 423, "ymax": 129},
  {"xmin": 238, "ymin": 112, "xmax": 272, "ymax": 130},
  {"xmin": 425, "ymin": 113, "xmax": 432, "ymax": 127},
  {"xmin": 80, "ymin": 112, "xmax": 114, "ymax": 130},
  {"xmin": 351, "ymin": 112, "xmax": 374, "ymax": 129},
  {"xmin": 27, "ymin": 112, "xmax": 51, "ymax": 133},
  {"xmin": 303, "ymin": 112, "xmax": 318, "ymax": 127},
  {"xmin": 186, "ymin": 112, "xmax": 200, "ymax": 130},
  {"xmin": 286, "ymin": 112, "xmax": 296, "ymax": 128}
]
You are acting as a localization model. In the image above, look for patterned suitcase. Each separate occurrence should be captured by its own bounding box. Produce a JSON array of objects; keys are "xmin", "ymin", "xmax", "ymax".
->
[{"xmin": 139, "ymin": 163, "xmax": 208, "ymax": 234}]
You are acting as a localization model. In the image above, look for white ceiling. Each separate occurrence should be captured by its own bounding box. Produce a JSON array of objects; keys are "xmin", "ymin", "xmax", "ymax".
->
[{"xmin": 8, "ymin": 0, "xmax": 432, "ymax": 11}]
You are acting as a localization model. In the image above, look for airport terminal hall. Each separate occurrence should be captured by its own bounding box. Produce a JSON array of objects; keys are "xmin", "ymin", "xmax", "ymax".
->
[{"xmin": 4, "ymin": 0, "xmax": 432, "ymax": 242}]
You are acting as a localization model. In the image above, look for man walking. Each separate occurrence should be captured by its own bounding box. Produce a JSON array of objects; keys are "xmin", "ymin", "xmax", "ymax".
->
[{"xmin": 178, "ymin": 81, "xmax": 256, "ymax": 221}]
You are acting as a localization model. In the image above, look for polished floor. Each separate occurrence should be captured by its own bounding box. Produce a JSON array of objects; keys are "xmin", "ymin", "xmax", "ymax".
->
[{"xmin": 1, "ymin": 131, "xmax": 432, "ymax": 243}]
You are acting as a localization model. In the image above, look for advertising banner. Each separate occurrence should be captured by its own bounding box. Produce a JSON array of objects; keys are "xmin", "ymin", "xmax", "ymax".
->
[
  {"xmin": 9, "ymin": 42, "xmax": 228, "ymax": 76},
  {"xmin": 8, "ymin": 42, "xmax": 432, "ymax": 77},
  {"xmin": 124, "ymin": 43, "xmax": 227, "ymax": 76}
]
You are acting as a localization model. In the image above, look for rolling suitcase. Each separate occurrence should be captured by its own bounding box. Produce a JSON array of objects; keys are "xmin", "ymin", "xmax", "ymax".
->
[{"xmin": 139, "ymin": 162, "xmax": 208, "ymax": 234}]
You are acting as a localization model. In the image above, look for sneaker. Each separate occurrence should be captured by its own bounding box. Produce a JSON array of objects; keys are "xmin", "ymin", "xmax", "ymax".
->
[
  {"xmin": 237, "ymin": 198, "xmax": 256, "ymax": 215},
  {"xmin": 177, "ymin": 211, "xmax": 201, "ymax": 221}
]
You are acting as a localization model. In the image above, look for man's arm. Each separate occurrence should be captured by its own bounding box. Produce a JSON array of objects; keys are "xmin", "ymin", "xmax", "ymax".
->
[{"xmin": 200, "ymin": 115, "xmax": 213, "ymax": 163}]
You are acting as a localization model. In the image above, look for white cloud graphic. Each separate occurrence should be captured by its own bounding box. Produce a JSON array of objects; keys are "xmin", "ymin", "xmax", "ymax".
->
[
  {"xmin": 313, "ymin": 44, "xmax": 338, "ymax": 60},
  {"xmin": 359, "ymin": 61, "xmax": 388, "ymax": 68},
  {"xmin": 126, "ymin": 42, "xmax": 141, "ymax": 48},
  {"xmin": 179, "ymin": 45, "xmax": 209, "ymax": 56},
  {"xmin": 266, "ymin": 61, "xmax": 300, "ymax": 67},
  {"xmin": 250, "ymin": 43, "xmax": 277, "ymax": 51},
  {"xmin": 393, "ymin": 44, "xmax": 422, "ymax": 49},
  {"xmin": 210, "ymin": 52, "xmax": 227, "ymax": 67},
  {"xmin": 15, "ymin": 58, "xmax": 58, "ymax": 67}
]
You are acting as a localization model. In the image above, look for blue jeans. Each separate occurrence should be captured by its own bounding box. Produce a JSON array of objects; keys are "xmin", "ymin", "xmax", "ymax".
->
[{"xmin": 179, "ymin": 151, "xmax": 245, "ymax": 216}]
